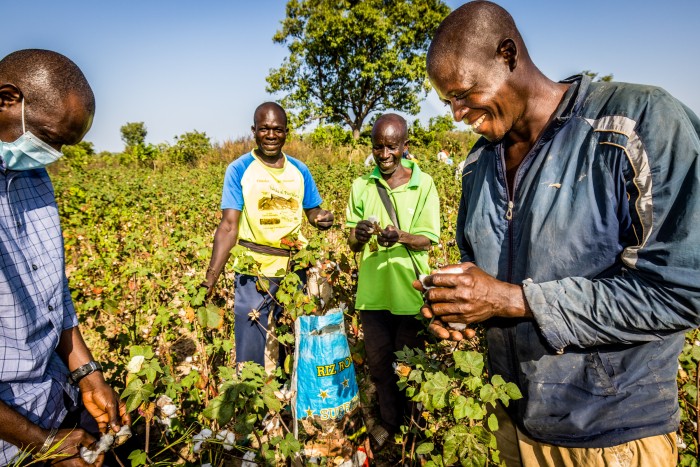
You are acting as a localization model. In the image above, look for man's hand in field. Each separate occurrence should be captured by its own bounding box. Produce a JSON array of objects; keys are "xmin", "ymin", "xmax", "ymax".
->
[
  {"xmin": 414, "ymin": 262, "xmax": 532, "ymax": 341},
  {"xmin": 306, "ymin": 207, "xmax": 334, "ymax": 230}
]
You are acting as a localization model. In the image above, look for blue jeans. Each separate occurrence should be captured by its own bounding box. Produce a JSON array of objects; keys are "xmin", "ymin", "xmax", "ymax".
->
[{"xmin": 233, "ymin": 271, "xmax": 306, "ymax": 366}]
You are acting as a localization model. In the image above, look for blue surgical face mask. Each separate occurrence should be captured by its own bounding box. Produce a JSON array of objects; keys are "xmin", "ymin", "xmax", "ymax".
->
[{"xmin": 0, "ymin": 98, "xmax": 63, "ymax": 171}]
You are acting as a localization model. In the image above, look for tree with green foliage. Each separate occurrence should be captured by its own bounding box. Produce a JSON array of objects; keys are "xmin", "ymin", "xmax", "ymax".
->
[
  {"xmin": 411, "ymin": 114, "xmax": 456, "ymax": 148},
  {"xmin": 267, "ymin": 0, "xmax": 450, "ymax": 139},
  {"xmin": 582, "ymin": 70, "xmax": 614, "ymax": 82},
  {"xmin": 120, "ymin": 122, "xmax": 148, "ymax": 150},
  {"xmin": 168, "ymin": 130, "xmax": 212, "ymax": 165}
]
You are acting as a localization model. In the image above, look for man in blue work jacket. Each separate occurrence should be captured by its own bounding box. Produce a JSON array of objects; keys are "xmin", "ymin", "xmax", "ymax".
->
[{"xmin": 420, "ymin": 2, "xmax": 700, "ymax": 466}]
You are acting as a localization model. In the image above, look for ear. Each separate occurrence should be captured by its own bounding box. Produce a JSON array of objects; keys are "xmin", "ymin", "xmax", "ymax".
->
[
  {"xmin": 0, "ymin": 84, "xmax": 22, "ymax": 112},
  {"xmin": 497, "ymin": 38, "xmax": 518, "ymax": 72}
]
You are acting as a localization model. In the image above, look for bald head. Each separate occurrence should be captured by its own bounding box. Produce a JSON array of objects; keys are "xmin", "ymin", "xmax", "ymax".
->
[
  {"xmin": 427, "ymin": 1, "xmax": 528, "ymax": 78},
  {"xmin": 253, "ymin": 102, "xmax": 287, "ymax": 127},
  {"xmin": 0, "ymin": 49, "xmax": 95, "ymax": 116},
  {"xmin": 372, "ymin": 113, "xmax": 408, "ymax": 142},
  {"xmin": 0, "ymin": 49, "xmax": 95, "ymax": 147}
]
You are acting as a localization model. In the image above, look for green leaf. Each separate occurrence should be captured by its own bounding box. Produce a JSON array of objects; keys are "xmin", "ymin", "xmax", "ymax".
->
[
  {"xmin": 128, "ymin": 449, "xmax": 147, "ymax": 467},
  {"xmin": 491, "ymin": 374, "xmax": 506, "ymax": 387},
  {"xmin": 262, "ymin": 385, "xmax": 282, "ymax": 413},
  {"xmin": 197, "ymin": 303, "xmax": 223, "ymax": 329},
  {"xmin": 691, "ymin": 345, "xmax": 700, "ymax": 362},
  {"xmin": 415, "ymin": 441, "xmax": 435, "ymax": 455},
  {"xmin": 452, "ymin": 394, "xmax": 469, "ymax": 420},
  {"xmin": 480, "ymin": 383, "xmax": 498, "ymax": 406},
  {"xmin": 143, "ymin": 360, "xmax": 162, "ymax": 383},
  {"xmin": 203, "ymin": 395, "xmax": 235, "ymax": 425},
  {"xmin": 442, "ymin": 425, "xmax": 469, "ymax": 464},
  {"xmin": 454, "ymin": 350, "xmax": 484, "ymax": 376},
  {"xmin": 504, "ymin": 382, "xmax": 523, "ymax": 401},
  {"xmin": 423, "ymin": 371, "xmax": 451, "ymax": 410},
  {"xmin": 122, "ymin": 380, "xmax": 154, "ymax": 413},
  {"xmin": 462, "ymin": 397, "xmax": 485, "ymax": 421},
  {"xmin": 129, "ymin": 345, "xmax": 154, "ymax": 359},
  {"xmin": 278, "ymin": 432, "xmax": 302, "ymax": 456},
  {"xmin": 487, "ymin": 412, "xmax": 499, "ymax": 432}
]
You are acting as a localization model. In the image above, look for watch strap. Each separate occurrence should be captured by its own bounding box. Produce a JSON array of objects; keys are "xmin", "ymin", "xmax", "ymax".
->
[{"xmin": 68, "ymin": 361, "xmax": 103, "ymax": 385}]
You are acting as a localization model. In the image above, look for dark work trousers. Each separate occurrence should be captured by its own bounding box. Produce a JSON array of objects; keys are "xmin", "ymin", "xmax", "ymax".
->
[
  {"xmin": 233, "ymin": 270, "xmax": 306, "ymax": 367},
  {"xmin": 360, "ymin": 310, "xmax": 426, "ymax": 433}
]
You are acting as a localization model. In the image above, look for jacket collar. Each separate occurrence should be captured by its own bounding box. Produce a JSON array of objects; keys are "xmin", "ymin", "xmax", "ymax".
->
[{"xmin": 538, "ymin": 74, "xmax": 591, "ymax": 143}]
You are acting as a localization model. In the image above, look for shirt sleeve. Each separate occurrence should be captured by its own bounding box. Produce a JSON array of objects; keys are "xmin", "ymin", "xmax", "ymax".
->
[
  {"xmin": 525, "ymin": 90, "xmax": 700, "ymax": 352},
  {"xmin": 220, "ymin": 160, "xmax": 246, "ymax": 210},
  {"xmin": 298, "ymin": 163, "xmax": 323, "ymax": 209},
  {"xmin": 61, "ymin": 273, "xmax": 79, "ymax": 330},
  {"xmin": 345, "ymin": 179, "xmax": 364, "ymax": 228},
  {"xmin": 409, "ymin": 177, "xmax": 440, "ymax": 244}
]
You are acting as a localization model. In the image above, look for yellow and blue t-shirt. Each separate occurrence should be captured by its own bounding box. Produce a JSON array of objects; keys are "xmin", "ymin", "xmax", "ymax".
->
[{"xmin": 221, "ymin": 151, "xmax": 322, "ymax": 277}]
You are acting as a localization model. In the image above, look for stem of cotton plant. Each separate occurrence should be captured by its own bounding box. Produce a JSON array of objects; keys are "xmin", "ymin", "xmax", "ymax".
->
[
  {"xmin": 145, "ymin": 420, "xmax": 150, "ymax": 455},
  {"xmin": 253, "ymin": 429, "xmax": 268, "ymax": 460}
]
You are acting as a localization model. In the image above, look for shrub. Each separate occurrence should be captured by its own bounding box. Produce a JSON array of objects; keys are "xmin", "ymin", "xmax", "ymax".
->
[{"xmin": 168, "ymin": 130, "xmax": 213, "ymax": 165}]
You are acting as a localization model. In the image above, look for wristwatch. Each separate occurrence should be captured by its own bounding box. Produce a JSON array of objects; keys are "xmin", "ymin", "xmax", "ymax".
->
[{"xmin": 68, "ymin": 361, "xmax": 103, "ymax": 385}]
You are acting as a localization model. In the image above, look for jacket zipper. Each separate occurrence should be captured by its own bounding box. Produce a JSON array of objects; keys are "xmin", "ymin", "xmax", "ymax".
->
[
  {"xmin": 498, "ymin": 148, "xmax": 522, "ymax": 393},
  {"xmin": 499, "ymin": 149, "xmax": 516, "ymax": 283}
]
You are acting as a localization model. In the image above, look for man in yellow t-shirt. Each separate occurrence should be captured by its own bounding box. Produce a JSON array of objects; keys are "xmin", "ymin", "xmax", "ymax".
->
[{"xmin": 201, "ymin": 102, "xmax": 333, "ymax": 369}]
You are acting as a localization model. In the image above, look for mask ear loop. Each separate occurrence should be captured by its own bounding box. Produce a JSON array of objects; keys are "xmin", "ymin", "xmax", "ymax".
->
[{"xmin": 21, "ymin": 98, "xmax": 26, "ymax": 134}]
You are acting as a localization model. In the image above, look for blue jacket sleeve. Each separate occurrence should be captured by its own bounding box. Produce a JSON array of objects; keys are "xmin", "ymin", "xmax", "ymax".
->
[{"xmin": 525, "ymin": 89, "xmax": 700, "ymax": 352}]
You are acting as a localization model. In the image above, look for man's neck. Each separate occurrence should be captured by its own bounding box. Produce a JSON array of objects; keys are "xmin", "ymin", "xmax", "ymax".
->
[
  {"xmin": 380, "ymin": 163, "xmax": 412, "ymax": 189},
  {"xmin": 504, "ymin": 76, "xmax": 570, "ymax": 166},
  {"xmin": 254, "ymin": 148, "xmax": 285, "ymax": 168}
]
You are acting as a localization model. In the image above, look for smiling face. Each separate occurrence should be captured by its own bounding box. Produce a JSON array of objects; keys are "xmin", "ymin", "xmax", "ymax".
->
[
  {"xmin": 371, "ymin": 117, "xmax": 406, "ymax": 176},
  {"xmin": 252, "ymin": 104, "xmax": 288, "ymax": 158},
  {"xmin": 429, "ymin": 54, "xmax": 521, "ymax": 143}
]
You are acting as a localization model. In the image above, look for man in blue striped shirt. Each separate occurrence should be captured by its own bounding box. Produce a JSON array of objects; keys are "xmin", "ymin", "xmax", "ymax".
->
[{"xmin": 0, "ymin": 49, "xmax": 130, "ymax": 465}]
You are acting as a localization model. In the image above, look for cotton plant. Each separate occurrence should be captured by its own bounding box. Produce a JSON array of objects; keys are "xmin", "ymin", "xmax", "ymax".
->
[
  {"xmin": 155, "ymin": 394, "xmax": 178, "ymax": 428},
  {"xmin": 80, "ymin": 426, "xmax": 132, "ymax": 463},
  {"xmin": 192, "ymin": 427, "xmax": 237, "ymax": 455},
  {"xmin": 192, "ymin": 428, "xmax": 213, "ymax": 454}
]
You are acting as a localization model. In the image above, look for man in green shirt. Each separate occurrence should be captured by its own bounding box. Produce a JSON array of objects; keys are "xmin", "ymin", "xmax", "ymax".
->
[{"xmin": 346, "ymin": 113, "xmax": 440, "ymax": 451}]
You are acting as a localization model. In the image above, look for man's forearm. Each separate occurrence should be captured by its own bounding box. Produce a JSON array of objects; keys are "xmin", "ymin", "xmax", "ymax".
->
[
  {"xmin": 397, "ymin": 230, "xmax": 432, "ymax": 251},
  {"xmin": 202, "ymin": 225, "xmax": 237, "ymax": 288},
  {"xmin": 56, "ymin": 326, "xmax": 95, "ymax": 372},
  {"xmin": 348, "ymin": 229, "xmax": 366, "ymax": 253},
  {"xmin": 0, "ymin": 400, "xmax": 46, "ymax": 453}
]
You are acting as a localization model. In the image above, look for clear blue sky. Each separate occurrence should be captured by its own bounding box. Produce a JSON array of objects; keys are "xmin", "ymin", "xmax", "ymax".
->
[{"xmin": 3, "ymin": 1, "xmax": 699, "ymax": 152}]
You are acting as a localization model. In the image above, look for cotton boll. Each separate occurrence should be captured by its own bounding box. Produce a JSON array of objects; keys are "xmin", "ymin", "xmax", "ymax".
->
[
  {"xmin": 96, "ymin": 434, "xmax": 114, "ymax": 452},
  {"xmin": 241, "ymin": 450, "xmax": 257, "ymax": 467},
  {"xmin": 193, "ymin": 428, "xmax": 213, "ymax": 441},
  {"xmin": 115, "ymin": 425, "xmax": 132, "ymax": 445},
  {"xmin": 80, "ymin": 447, "xmax": 99, "ymax": 464},
  {"xmin": 216, "ymin": 430, "xmax": 236, "ymax": 451},
  {"xmin": 161, "ymin": 404, "xmax": 177, "ymax": 417},
  {"xmin": 193, "ymin": 428, "xmax": 213, "ymax": 453},
  {"xmin": 126, "ymin": 355, "xmax": 145, "ymax": 373}
]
